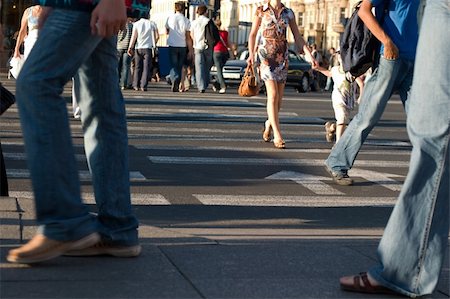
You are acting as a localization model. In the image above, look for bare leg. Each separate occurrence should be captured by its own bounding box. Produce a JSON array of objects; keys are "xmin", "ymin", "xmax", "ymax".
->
[
  {"xmin": 265, "ymin": 80, "xmax": 285, "ymax": 148},
  {"xmin": 335, "ymin": 123, "xmax": 346, "ymax": 143}
]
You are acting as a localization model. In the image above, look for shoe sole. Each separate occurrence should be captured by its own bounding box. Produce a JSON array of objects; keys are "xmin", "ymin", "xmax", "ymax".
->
[
  {"xmin": 64, "ymin": 244, "xmax": 142, "ymax": 258},
  {"xmin": 324, "ymin": 165, "xmax": 353, "ymax": 186},
  {"xmin": 7, "ymin": 233, "xmax": 100, "ymax": 264}
]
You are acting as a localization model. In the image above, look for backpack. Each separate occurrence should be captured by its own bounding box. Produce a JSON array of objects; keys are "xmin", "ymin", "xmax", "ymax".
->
[
  {"xmin": 204, "ymin": 19, "xmax": 220, "ymax": 49},
  {"xmin": 340, "ymin": 1, "xmax": 388, "ymax": 80}
]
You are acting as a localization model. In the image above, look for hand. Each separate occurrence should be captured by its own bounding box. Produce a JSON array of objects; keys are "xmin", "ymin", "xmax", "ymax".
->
[
  {"xmin": 127, "ymin": 48, "xmax": 134, "ymax": 56},
  {"xmin": 383, "ymin": 39, "xmax": 399, "ymax": 60},
  {"xmin": 13, "ymin": 49, "xmax": 21, "ymax": 58},
  {"xmin": 246, "ymin": 53, "xmax": 254, "ymax": 66},
  {"xmin": 90, "ymin": 0, "xmax": 126, "ymax": 38}
]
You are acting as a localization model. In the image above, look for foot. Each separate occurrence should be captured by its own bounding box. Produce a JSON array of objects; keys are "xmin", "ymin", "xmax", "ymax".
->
[
  {"xmin": 219, "ymin": 88, "xmax": 226, "ymax": 94},
  {"xmin": 171, "ymin": 81, "xmax": 179, "ymax": 92},
  {"xmin": 324, "ymin": 121, "xmax": 336, "ymax": 143},
  {"xmin": 7, "ymin": 233, "xmax": 100, "ymax": 264},
  {"xmin": 64, "ymin": 241, "xmax": 141, "ymax": 258},
  {"xmin": 73, "ymin": 107, "xmax": 81, "ymax": 119},
  {"xmin": 199, "ymin": 89, "xmax": 205, "ymax": 93},
  {"xmin": 340, "ymin": 272, "xmax": 398, "ymax": 295},
  {"xmin": 262, "ymin": 120, "xmax": 271, "ymax": 142},
  {"xmin": 324, "ymin": 165, "xmax": 353, "ymax": 186},
  {"xmin": 273, "ymin": 139, "xmax": 285, "ymax": 149}
]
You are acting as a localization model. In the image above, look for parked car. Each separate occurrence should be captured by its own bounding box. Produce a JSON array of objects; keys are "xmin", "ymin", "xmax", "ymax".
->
[{"xmin": 210, "ymin": 49, "xmax": 313, "ymax": 93}]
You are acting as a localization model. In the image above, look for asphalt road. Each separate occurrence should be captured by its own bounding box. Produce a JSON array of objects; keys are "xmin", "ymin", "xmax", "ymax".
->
[
  {"xmin": 2, "ymin": 78, "xmax": 411, "ymax": 209},
  {"xmin": 2, "ymin": 77, "xmax": 449, "ymax": 299}
]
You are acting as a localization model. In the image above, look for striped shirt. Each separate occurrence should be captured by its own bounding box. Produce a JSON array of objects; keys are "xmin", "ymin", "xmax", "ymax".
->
[{"xmin": 117, "ymin": 22, "xmax": 133, "ymax": 50}]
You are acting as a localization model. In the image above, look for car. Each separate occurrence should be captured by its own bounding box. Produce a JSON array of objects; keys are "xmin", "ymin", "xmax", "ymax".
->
[{"xmin": 210, "ymin": 49, "xmax": 313, "ymax": 93}]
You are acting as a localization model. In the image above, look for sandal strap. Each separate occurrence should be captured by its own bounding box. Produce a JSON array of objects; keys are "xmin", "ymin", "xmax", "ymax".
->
[{"xmin": 355, "ymin": 272, "xmax": 375, "ymax": 292}]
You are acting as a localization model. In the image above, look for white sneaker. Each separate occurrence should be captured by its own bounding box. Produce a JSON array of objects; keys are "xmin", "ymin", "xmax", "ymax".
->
[{"xmin": 219, "ymin": 88, "xmax": 226, "ymax": 94}]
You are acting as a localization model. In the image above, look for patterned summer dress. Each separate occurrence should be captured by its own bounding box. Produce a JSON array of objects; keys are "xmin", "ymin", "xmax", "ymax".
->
[{"xmin": 255, "ymin": 3, "xmax": 294, "ymax": 82}]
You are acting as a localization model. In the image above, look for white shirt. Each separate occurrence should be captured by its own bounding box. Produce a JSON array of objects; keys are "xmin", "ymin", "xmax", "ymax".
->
[
  {"xmin": 165, "ymin": 12, "xmax": 190, "ymax": 47},
  {"xmin": 131, "ymin": 19, "xmax": 158, "ymax": 49},
  {"xmin": 190, "ymin": 15, "xmax": 210, "ymax": 50}
]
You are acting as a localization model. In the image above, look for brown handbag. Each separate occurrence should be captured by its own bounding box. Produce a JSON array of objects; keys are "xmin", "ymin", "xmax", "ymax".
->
[{"xmin": 238, "ymin": 64, "xmax": 260, "ymax": 97}]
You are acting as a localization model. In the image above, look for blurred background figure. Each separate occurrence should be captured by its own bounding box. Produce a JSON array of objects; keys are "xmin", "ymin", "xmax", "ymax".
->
[{"xmin": 212, "ymin": 19, "xmax": 230, "ymax": 94}]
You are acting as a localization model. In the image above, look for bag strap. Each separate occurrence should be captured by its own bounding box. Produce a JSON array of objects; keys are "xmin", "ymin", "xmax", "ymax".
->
[{"xmin": 244, "ymin": 64, "xmax": 255, "ymax": 77}]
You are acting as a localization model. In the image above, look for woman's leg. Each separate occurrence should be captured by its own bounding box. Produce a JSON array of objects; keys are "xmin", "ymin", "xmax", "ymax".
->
[{"xmin": 265, "ymin": 80, "xmax": 284, "ymax": 148}]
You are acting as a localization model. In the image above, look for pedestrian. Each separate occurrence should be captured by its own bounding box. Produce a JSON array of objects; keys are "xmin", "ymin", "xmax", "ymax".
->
[
  {"xmin": 324, "ymin": 0, "xmax": 419, "ymax": 186},
  {"xmin": 7, "ymin": 0, "xmax": 144, "ymax": 264},
  {"xmin": 165, "ymin": 1, "xmax": 192, "ymax": 92},
  {"xmin": 212, "ymin": 19, "xmax": 230, "ymax": 94},
  {"xmin": 247, "ymin": 0, "xmax": 317, "ymax": 149},
  {"xmin": 13, "ymin": 5, "xmax": 42, "ymax": 60},
  {"xmin": 190, "ymin": 5, "xmax": 214, "ymax": 93},
  {"xmin": 324, "ymin": 47, "xmax": 339, "ymax": 92},
  {"xmin": 127, "ymin": 12, "xmax": 159, "ymax": 91},
  {"xmin": 117, "ymin": 17, "xmax": 133, "ymax": 90},
  {"xmin": 340, "ymin": 1, "xmax": 449, "ymax": 296},
  {"xmin": 313, "ymin": 52, "xmax": 364, "ymax": 144}
]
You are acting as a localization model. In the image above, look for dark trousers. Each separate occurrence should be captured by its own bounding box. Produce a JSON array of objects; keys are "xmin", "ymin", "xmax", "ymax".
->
[
  {"xmin": 133, "ymin": 48, "xmax": 152, "ymax": 89},
  {"xmin": 169, "ymin": 46, "xmax": 187, "ymax": 86}
]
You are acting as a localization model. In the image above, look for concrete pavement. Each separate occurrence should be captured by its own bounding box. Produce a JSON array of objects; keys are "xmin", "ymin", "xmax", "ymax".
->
[{"xmin": 1, "ymin": 196, "xmax": 449, "ymax": 299}]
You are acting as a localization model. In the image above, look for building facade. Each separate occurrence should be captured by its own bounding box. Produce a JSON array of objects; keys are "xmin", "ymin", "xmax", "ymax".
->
[{"xmin": 0, "ymin": 0, "xmax": 361, "ymax": 70}]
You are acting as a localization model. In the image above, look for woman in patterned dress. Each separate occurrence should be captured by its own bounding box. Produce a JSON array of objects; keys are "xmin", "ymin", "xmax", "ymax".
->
[{"xmin": 247, "ymin": 0, "xmax": 317, "ymax": 149}]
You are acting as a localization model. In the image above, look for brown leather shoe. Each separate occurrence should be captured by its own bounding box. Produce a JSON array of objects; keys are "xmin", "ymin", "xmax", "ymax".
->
[{"xmin": 7, "ymin": 233, "xmax": 100, "ymax": 264}]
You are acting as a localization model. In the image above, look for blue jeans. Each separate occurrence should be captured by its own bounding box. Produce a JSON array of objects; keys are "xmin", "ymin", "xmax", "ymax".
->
[
  {"xmin": 15, "ymin": 9, "xmax": 139, "ymax": 246},
  {"xmin": 117, "ymin": 49, "xmax": 131, "ymax": 88},
  {"xmin": 133, "ymin": 48, "xmax": 152, "ymax": 89},
  {"xmin": 213, "ymin": 51, "xmax": 227, "ymax": 89},
  {"xmin": 325, "ymin": 56, "xmax": 414, "ymax": 174},
  {"xmin": 194, "ymin": 48, "xmax": 213, "ymax": 91},
  {"xmin": 168, "ymin": 46, "xmax": 186, "ymax": 85},
  {"xmin": 368, "ymin": 1, "xmax": 450, "ymax": 297}
]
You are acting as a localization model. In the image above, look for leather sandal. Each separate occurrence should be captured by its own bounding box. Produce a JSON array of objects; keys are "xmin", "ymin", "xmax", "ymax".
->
[
  {"xmin": 340, "ymin": 272, "xmax": 399, "ymax": 295},
  {"xmin": 273, "ymin": 139, "xmax": 285, "ymax": 149}
]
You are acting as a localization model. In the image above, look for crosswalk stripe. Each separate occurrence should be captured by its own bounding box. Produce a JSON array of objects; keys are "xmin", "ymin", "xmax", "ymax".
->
[
  {"xmin": 136, "ymin": 145, "xmax": 411, "ymax": 155},
  {"xmin": 6, "ymin": 169, "xmax": 146, "ymax": 181},
  {"xmin": 148, "ymin": 156, "xmax": 410, "ymax": 168},
  {"xmin": 194, "ymin": 194, "xmax": 397, "ymax": 207},
  {"xmin": 8, "ymin": 191, "xmax": 170, "ymax": 205}
]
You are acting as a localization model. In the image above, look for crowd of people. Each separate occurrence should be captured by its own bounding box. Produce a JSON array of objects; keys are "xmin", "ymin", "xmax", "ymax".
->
[{"xmin": 1, "ymin": 0, "xmax": 448, "ymax": 298}]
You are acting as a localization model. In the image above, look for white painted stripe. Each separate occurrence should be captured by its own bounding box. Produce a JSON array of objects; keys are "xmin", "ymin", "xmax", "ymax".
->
[
  {"xmin": 136, "ymin": 145, "xmax": 411, "ymax": 155},
  {"xmin": 4, "ymin": 152, "xmax": 86, "ymax": 161},
  {"xmin": 125, "ymin": 96, "xmax": 254, "ymax": 103},
  {"xmin": 148, "ymin": 156, "xmax": 410, "ymax": 168},
  {"xmin": 125, "ymin": 107, "xmax": 298, "ymax": 117},
  {"xmin": 8, "ymin": 191, "xmax": 170, "ymax": 205},
  {"xmin": 6, "ymin": 170, "xmax": 146, "ymax": 181},
  {"xmin": 194, "ymin": 194, "xmax": 397, "ymax": 207}
]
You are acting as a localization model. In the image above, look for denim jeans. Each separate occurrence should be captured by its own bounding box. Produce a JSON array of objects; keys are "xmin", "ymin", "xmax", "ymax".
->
[
  {"xmin": 133, "ymin": 48, "xmax": 152, "ymax": 89},
  {"xmin": 325, "ymin": 56, "xmax": 415, "ymax": 174},
  {"xmin": 117, "ymin": 49, "xmax": 131, "ymax": 88},
  {"xmin": 15, "ymin": 9, "xmax": 139, "ymax": 246},
  {"xmin": 213, "ymin": 51, "xmax": 227, "ymax": 90},
  {"xmin": 168, "ymin": 46, "xmax": 187, "ymax": 86},
  {"xmin": 368, "ymin": 1, "xmax": 449, "ymax": 297},
  {"xmin": 194, "ymin": 48, "xmax": 213, "ymax": 91}
]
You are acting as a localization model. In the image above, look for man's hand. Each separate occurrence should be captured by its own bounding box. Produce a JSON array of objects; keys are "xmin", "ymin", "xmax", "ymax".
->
[
  {"xmin": 383, "ymin": 39, "xmax": 399, "ymax": 60},
  {"xmin": 90, "ymin": 0, "xmax": 126, "ymax": 38}
]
